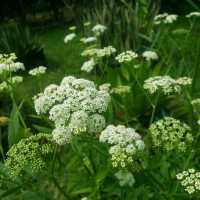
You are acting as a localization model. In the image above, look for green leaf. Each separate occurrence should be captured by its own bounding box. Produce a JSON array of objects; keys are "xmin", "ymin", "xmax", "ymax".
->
[
  {"xmin": 120, "ymin": 65, "xmax": 130, "ymax": 81},
  {"xmin": 8, "ymin": 101, "xmax": 25, "ymax": 147}
]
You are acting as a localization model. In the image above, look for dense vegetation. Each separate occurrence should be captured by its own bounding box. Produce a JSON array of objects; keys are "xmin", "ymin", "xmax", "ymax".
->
[{"xmin": 0, "ymin": 0, "xmax": 200, "ymax": 199}]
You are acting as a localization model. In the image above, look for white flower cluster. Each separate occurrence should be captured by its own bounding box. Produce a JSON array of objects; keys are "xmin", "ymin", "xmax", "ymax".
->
[
  {"xmin": 115, "ymin": 170, "xmax": 135, "ymax": 187},
  {"xmin": 143, "ymin": 75, "xmax": 192, "ymax": 95},
  {"xmin": 64, "ymin": 33, "xmax": 76, "ymax": 44},
  {"xmin": 81, "ymin": 46, "xmax": 116, "ymax": 58},
  {"xmin": 99, "ymin": 125, "xmax": 145, "ymax": 168},
  {"xmin": 176, "ymin": 77, "xmax": 192, "ymax": 86},
  {"xmin": 84, "ymin": 22, "xmax": 91, "ymax": 27},
  {"xmin": 176, "ymin": 169, "xmax": 200, "ymax": 194},
  {"xmin": 81, "ymin": 197, "xmax": 88, "ymax": 200},
  {"xmin": 191, "ymin": 98, "xmax": 200, "ymax": 106},
  {"xmin": 149, "ymin": 117, "xmax": 193, "ymax": 152},
  {"xmin": 34, "ymin": 76, "xmax": 111, "ymax": 145},
  {"xmin": 186, "ymin": 12, "xmax": 200, "ymax": 18},
  {"xmin": 68, "ymin": 26, "xmax": 76, "ymax": 31},
  {"xmin": 29, "ymin": 66, "xmax": 47, "ymax": 76},
  {"xmin": 92, "ymin": 24, "xmax": 107, "ymax": 36},
  {"xmin": 80, "ymin": 37, "xmax": 97, "ymax": 44},
  {"xmin": 81, "ymin": 58, "xmax": 96, "ymax": 73},
  {"xmin": 98, "ymin": 46, "xmax": 116, "ymax": 57},
  {"xmin": 142, "ymin": 51, "xmax": 158, "ymax": 61},
  {"xmin": 0, "ymin": 76, "xmax": 23, "ymax": 92},
  {"xmin": 115, "ymin": 51, "xmax": 138, "ymax": 63},
  {"xmin": 111, "ymin": 85, "xmax": 131, "ymax": 94},
  {"xmin": 154, "ymin": 13, "xmax": 178, "ymax": 24},
  {"xmin": 0, "ymin": 53, "xmax": 25, "ymax": 75}
]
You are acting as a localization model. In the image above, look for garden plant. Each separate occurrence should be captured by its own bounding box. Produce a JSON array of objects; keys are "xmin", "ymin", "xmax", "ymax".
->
[{"xmin": 0, "ymin": 1, "xmax": 200, "ymax": 200}]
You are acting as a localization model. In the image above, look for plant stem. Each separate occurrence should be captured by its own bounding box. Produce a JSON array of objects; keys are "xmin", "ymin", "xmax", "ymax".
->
[{"xmin": 50, "ymin": 145, "xmax": 70, "ymax": 199}]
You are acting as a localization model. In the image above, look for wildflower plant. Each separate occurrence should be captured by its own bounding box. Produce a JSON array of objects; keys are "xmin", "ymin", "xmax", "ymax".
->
[
  {"xmin": 34, "ymin": 76, "xmax": 111, "ymax": 144},
  {"xmin": 5, "ymin": 133, "xmax": 54, "ymax": 178},
  {"xmin": 143, "ymin": 75, "xmax": 192, "ymax": 95},
  {"xmin": 29, "ymin": 66, "xmax": 47, "ymax": 76},
  {"xmin": 115, "ymin": 50, "xmax": 138, "ymax": 63},
  {"xmin": 149, "ymin": 117, "xmax": 193, "ymax": 152},
  {"xmin": 2, "ymin": 7, "xmax": 200, "ymax": 200},
  {"xmin": 176, "ymin": 169, "xmax": 200, "ymax": 194},
  {"xmin": 154, "ymin": 13, "xmax": 178, "ymax": 25},
  {"xmin": 64, "ymin": 33, "xmax": 76, "ymax": 44},
  {"xmin": 0, "ymin": 53, "xmax": 24, "ymax": 93},
  {"xmin": 99, "ymin": 125, "xmax": 145, "ymax": 169}
]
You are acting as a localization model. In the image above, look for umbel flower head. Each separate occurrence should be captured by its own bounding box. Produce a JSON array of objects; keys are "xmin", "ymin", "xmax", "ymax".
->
[
  {"xmin": 0, "ymin": 53, "xmax": 25, "ymax": 75},
  {"xmin": 154, "ymin": 13, "xmax": 178, "ymax": 24},
  {"xmin": 92, "ymin": 24, "xmax": 107, "ymax": 36},
  {"xmin": 186, "ymin": 12, "xmax": 200, "ymax": 18},
  {"xmin": 149, "ymin": 117, "xmax": 193, "ymax": 152},
  {"xmin": 80, "ymin": 37, "xmax": 97, "ymax": 44},
  {"xmin": 29, "ymin": 66, "xmax": 47, "ymax": 76},
  {"xmin": 143, "ymin": 75, "xmax": 192, "ymax": 95},
  {"xmin": 0, "ymin": 76, "xmax": 23, "ymax": 93},
  {"xmin": 81, "ymin": 46, "xmax": 116, "ymax": 58},
  {"xmin": 115, "ymin": 50, "xmax": 138, "ymax": 63},
  {"xmin": 142, "ymin": 51, "xmax": 158, "ymax": 61},
  {"xmin": 68, "ymin": 26, "xmax": 76, "ymax": 31},
  {"xmin": 176, "ymin": 168, "xmax": 200, "ymax": 194},
  {"xmin": 34, "ymin": 76, "xmax": 111, "ymax": 145},
  {"xmin": 64, "ymin": 33, "xmax": 76, "ymax": 44},
  {"xmin": 81, "ymin": 58, "xmax": 96, "ymax": 73},
  {"xmin": 5, "ymin": 133, "xmax": 54, "ymax": 178},
  {"xmin": 99, "ymin": 125, "xmax": 145, "ymax": 169}
]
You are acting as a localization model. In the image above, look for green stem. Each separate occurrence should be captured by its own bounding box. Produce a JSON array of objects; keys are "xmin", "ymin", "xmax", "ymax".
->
[
  {"xmin": 50, "ymin": 145, "xmax": 70, "ymax": 199},
  {"xmin": 131, "ymin": 70, "xmax": 154, "ymax": 108}
]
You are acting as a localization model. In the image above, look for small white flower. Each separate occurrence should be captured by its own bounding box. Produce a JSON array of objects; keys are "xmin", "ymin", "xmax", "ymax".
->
[
  {"xmin": 80, "ymin": 37, "xmax": 97, "ymax": 44},
  {"xmin": 29, "ymin": 66, "xmax": 47, "ymax": 76},
  {"xmin": 100, "ymin": 125, "xmax": 145, "ymax": 168},
  {"xmin": 154, "ymin": 13, "xmax": 178, "ymax": 24},
  {"xmin": 149, "ymin": 117, "xmax": 192, "ymax": 152},
  {"xmin": 92, "ymin": 24, "xmax": 107, "ymax": 36},
  {"xmin": 0, "ymin": 54, "xmax": 25, "ymax": 74},
  {"xmin": 87, "ymin": 114, "xmax": 106, "ymax": 133},
  {"xmin": 81, "ymin": 46, "xmax": 116, "ymax": 58},
  {"xmin": 99, "ymin": 83, "xmax": 111, "ymax": 92},
  {"xmin": 176, "ymin": 77, "xmax": 192, "ymax": 86},
  {"xmin": 68, "ymin": 26, "xmax": 76, "ymax": 31},
  {"xmin": 186, "ymin": 12, "xmax": 200, "ymax": 18},
  {"xmin": 111, "ymin": 85, "xmax": 131, "ymax": 94},
  {"xmin": 116, "ymin": 51, "xmax": 138, "ymax": 63},
  {"xmin": 143, "ymin": 75, "xmax": 192, "ymax": 95},
  {"xmin": 52, "ymin": 126, "xmax": 72, "ymax": 145},
  {"xmin": 81, "ymin": 59, "xmax": 96, "ymax": 73},
  {"xmin": 84, "ymin": 22, "xmax": 91, "ymax": 27},
  {"xmin": 142, "ymin": 51, "xmax": 158, "ymax": 61},
  {"xmin": 177, "ymin": 169, "xmax": 200, "ymax": 194},
  {"xmin": 64, "ymin": 33, "xmax": 76, "ymax": 44}
]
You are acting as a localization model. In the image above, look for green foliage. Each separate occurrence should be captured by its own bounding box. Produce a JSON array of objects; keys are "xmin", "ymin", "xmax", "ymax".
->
[
  {"xmin": 83, "ymin": 0, "xmax": 159, "ymax": 51},
  {"xmin": 1, "ymin": 2, "xmax": 200, "ymax": 200},
  {"xmin": 0, "ymin": 22, "xmax": 45, "ymax": 69}
]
